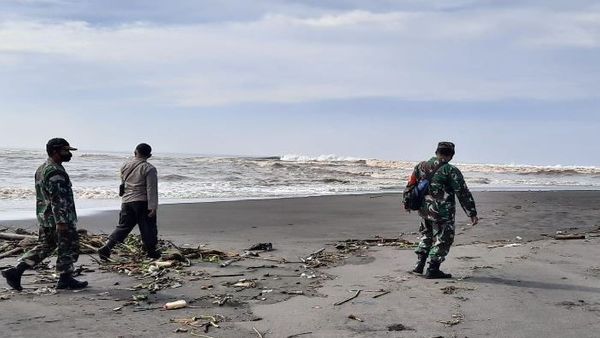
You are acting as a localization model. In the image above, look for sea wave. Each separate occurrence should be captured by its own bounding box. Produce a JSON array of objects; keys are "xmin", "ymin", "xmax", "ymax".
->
[
  {"xmin": 281, "ymin": 154, "xmax": 366, "ymax": 163},
  {"xmin": 161, "ymin": 174, "xmax": 194, "ymax": 182},
  {"xmin": 0, "ymin": 187, "xmax": 34, "ymax": 199}
]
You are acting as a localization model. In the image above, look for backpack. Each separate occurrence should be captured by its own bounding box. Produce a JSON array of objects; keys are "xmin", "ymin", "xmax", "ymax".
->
[{"xmin": 405, "ymin": 161, "xmax": 446, "ymax": 211}]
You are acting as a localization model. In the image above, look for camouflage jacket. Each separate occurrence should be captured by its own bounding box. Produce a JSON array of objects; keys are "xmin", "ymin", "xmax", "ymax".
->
[
  {"xmin": 35, "ymin": 158, "xmax": 78, "ymax": 227},
  {"xmin": 403, "ymin": 157, "xmax": 477, "ymax": 223}
]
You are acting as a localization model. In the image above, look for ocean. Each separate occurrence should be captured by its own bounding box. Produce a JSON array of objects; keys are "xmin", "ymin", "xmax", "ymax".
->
[{"xmin": 1, "ymin": 148, "xmax": 599, "ymax": 220}]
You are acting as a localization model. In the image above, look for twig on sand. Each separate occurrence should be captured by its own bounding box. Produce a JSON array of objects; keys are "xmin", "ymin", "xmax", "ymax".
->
[
  {"xmin": 211, "ymin": 273, "xmax": 245, "ymax": 278},
  {"xmin": 372, "ymin": 290, "xmax": 391, "ymax": 299},
  {"xmin": 253, "ymin": 327, "xmax": 264, "ymax": 338},
  {"xmin": 287, "ymin": 332, "xmax": 313, "ymax": 338},
  {"xmin": 334, "ymin": 289, "xmax": 361, "ymax": 306}
]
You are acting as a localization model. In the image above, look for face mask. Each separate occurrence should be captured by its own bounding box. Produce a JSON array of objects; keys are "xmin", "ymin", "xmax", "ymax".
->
[{"xmin": 60, "ymin": 149, "xmax": 73, "ymax": 162}]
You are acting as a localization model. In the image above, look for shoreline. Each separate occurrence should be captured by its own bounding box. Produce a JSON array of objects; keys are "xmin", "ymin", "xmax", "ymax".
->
[
  {"xmin": 2, "ymin": 190, "xmax": 600, "ymax": 337},
  {"xmin": 2, "ymin": 186, "xmax": 600, "ymax": 222}
]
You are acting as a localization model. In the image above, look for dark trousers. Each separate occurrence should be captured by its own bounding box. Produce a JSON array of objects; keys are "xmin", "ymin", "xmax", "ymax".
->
[{"xmin": 109, "ymin": 201, "xmax": 158, "ymax": 251}]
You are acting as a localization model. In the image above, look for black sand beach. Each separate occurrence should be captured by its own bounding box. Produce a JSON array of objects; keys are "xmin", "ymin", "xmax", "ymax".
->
[{"xmin": 1, "ymin": 191, "xmax": 600, "ymax": 337}]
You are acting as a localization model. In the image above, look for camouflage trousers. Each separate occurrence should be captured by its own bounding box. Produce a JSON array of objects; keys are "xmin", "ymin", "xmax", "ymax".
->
[
  {"xmin": 19, "ymin": 223, "xmax": 80, "ymax": 274},
  {"xmin": 414, "ymin": 219, "xmax": 455, "ymax": 262}
]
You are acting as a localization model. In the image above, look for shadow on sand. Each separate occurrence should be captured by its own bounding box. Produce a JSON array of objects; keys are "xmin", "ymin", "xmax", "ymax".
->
[{"xmin": 464, "ymin": 276, "xmax": 600, "ymax": 294}]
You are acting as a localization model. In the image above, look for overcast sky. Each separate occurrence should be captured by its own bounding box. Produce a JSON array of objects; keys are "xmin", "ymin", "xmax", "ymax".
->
[{"xmin": 0, "ymin": 1, "xmax": 599, "ymax": 165}]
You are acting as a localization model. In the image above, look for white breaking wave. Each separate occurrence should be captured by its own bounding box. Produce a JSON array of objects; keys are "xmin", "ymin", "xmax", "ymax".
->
[
  {"xmin": 1, "ymin": 148, "xmax": 600, "ymax": 219},
  {"xmin": 281, "ymin": 154, "xmax": 365, "ymax": 162}
]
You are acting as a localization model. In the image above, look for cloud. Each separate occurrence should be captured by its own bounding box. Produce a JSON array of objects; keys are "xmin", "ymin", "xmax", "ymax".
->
[{"xmin": 0, "ymin": 7, "xmax": 599, "ymax": 108}]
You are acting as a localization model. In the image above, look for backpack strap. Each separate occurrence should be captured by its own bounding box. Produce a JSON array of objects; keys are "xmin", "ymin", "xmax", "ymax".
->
[{"xmin": 121, "ymin": 161, "xmax": 145, "ymax": 184}]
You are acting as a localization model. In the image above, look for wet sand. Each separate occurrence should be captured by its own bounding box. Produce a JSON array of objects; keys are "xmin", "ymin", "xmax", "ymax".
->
[{"xmin": 1, "ymin": 191, "xmax": 600, "ymax": 337}]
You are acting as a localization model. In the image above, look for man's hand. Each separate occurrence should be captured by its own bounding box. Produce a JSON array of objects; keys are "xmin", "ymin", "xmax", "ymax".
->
[
  {"xmin": 56, "ymin": 223, "xmax": 68, "ymax": 233},
  {"xmin": 148, "ymin": 209, "xmax": 156, "ymax": 218},
  {"xmin": 470, "ymin": 216, "xmax": 479, "ymax": 226}
]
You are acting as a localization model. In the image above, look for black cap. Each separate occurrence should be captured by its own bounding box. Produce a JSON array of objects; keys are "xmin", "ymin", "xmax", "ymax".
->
[
  {"xmin": 436, "ymin": 141, "xmax": 455, "ymax": 155},
  {"xmin": 46, "ymin": 138, "xmax": 77, "ymax": 154}
]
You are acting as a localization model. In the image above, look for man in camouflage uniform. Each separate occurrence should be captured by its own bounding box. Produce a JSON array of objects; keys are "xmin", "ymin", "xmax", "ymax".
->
[
  {"xmin": 403, "ymin": 142, "xmax": 478, "ymax": 279},
  {"xmin": 2, "ymin": 138, "xmax": 88, "ymax": 291}
]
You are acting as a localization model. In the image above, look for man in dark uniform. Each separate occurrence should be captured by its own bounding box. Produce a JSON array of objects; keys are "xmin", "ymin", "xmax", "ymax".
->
[
  {"xmin": 403, "ymin": 142, "xmax": 479, "ymax": 279},
  {"xmin": 98, "ymin": 143, "xmax": 160, "ymax": 260},
  {"xmin": 2, "ymin": 138, "xmax": 88, "ymax": 290}
]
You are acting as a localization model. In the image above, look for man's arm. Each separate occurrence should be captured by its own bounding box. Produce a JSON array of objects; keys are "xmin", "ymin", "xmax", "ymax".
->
[
  {"xmin": 449, "ymin": 167, "xmax": 478, "ymax": 223},
  {"xmin": 46, "ymin": 172, "xmax": 72, "ymax": 231},
  {"xmin": 146, "ymin": 167, "xmax": 158, "ymax": 217}
]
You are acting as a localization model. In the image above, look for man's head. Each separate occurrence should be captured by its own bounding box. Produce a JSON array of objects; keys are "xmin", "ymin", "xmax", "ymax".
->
[
  {"xmin": 135, "ymin": 143, "xmax": 152, "ymax": 158},
  {"xmin": 435, "ymin": 141, "xmax": 455, "ymax": 161},
  {"xmin": 46, "ymin": 138, "xmax": 77, "ymax": 162}
]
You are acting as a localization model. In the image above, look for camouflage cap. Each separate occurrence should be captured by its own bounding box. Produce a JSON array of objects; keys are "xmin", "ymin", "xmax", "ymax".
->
[
  {"xmin": 46, "ymin": 138, "xmax": 77, "ymax": 153},
  {"xmin": 436, "ymin": 141, "xmax": 455, "ymax": 155}
]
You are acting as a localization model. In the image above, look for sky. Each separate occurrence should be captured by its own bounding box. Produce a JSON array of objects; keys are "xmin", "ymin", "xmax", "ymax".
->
[{"xmin": 0, "ymin": 1, "xmax": 599, "ymax": 166}]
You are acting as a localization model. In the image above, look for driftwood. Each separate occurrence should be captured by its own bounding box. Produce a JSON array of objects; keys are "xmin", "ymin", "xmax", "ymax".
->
[
  {"xmin": 334, "ymin": 289, "xmax": 361, "ymax": 306},
  {"xmin": 554, "ymin": 234, "xmax": 586, "ymax": 240},
  {"xmin": 0, "ymin": 247, "xmax": 23, "ymax": 259},
  {"xmin": 0, "ymin": 233, "xmax": 37, "ymax": 241},
  {"xmin": 220, "ymin": 251, "xmax": 253, "ymax": 268}
]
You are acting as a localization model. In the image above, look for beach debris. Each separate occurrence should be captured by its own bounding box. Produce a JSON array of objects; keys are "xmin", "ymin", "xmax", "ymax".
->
[
  {"xmin": 164, "ymin": 300, "xmax": 188, "ymax": 310},
  {"xmin": 248, "ymin": 243, "xmax": 273, "ymax": 251},
  {"xmin": 252, "ymin": 327, "xmax": 265, "ymax": 338},
  {"xmin": 348, "ymin": 314, "xmax": 363, "ymax": 322},
  {"xmin": 211, "ymin": 294, "xmax": 233, "ymax": 306},
  {"xmin": 439, "ymin": 313, "xmax": 464, "ymax": 326},
  {"xmin": 170, "ymin": 314, "xmax": 224, "ymax": 336},
  {"xmin": 387, "ymin": 323, "xmax": 414, "ymax": 331},
  {"xmin": 554, "ymin": 234, "xmax": 586, "ymax": 240},
  {"xmin": 281, "ymin": 290, "xmax": 303, "ymax": 295},
  {"xmin": 230, "ymin": 279, "xmax": 257, "ymax": 289},
  {"xmin": 334, "ymin": 289, "xmax": 361, "ymax": 306},
  {"xmin": 220, "ymin": 251, "xmax": 256, "ymax": 268}
]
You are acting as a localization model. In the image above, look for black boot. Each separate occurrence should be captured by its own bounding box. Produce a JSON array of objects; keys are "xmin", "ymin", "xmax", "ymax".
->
[
  {"xmin": 425, "ymin": 261, "xmax": 452, "ymax": 279},
  {"xmin": 1, "ymin": 262, "xmax": 29, "ymax": 291},
  {"xmin": 56, "ymin": 273, "xmax": 88, "ymax": 290},
  {"xmin": 146, "ymin": 249, "xmax": 161, "ymax": 260},
  {"xmin": 411, "ymin": 253, "xmax": 428, "ymax": 274},
  {"xmin": 98, "ymin": 240, "xmax": 116, "ymax": 261}
]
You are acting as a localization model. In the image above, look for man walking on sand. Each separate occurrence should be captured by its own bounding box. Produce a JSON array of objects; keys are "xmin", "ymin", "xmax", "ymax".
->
[
  {"xmin": 403, "ymin": 142, "xmax": 478, "ymax": 279},
  {"xmin": 2, "ymin": 138, "xmax": 88, "ymax": 291},
  {"xmin": 98, "ymin": 143, "xmax": 160, "ymax": 260}
]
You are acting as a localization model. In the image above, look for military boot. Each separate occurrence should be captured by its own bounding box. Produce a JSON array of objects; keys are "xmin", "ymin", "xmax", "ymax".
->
[
  {"xmin": 1, "ymin": 262, "xmax": 29, "ymax": 291},
  {"xmin": 98, "ymin": 239, "xmax": 116, "ymax": 261},
  {"xmin": 425, "ymin": 260, "xmax": 452, "ymax": 279},
  {"xmin": 146, "ymin": 249, "xmax": 161, "ymax": 260},
  {"xmin": 411, "ymin": 253, "xmax": 428, "ymax": 274},
  {"xmin": 56, "ymin": 273, "xmax": 88, "ymax": 290}
]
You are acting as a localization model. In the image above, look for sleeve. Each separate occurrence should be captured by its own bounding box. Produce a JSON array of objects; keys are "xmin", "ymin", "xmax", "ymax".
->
[
  {"xmin": 449, "ymin": 167, "xmax": 477, "ymax": 217},
  {"xmin": 146, "ymin": 167, "xmax": 158, "ymax": 210},
  {"xmin": 46, "ymin": 172, "xmax": 71, "ymax": 224}
]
